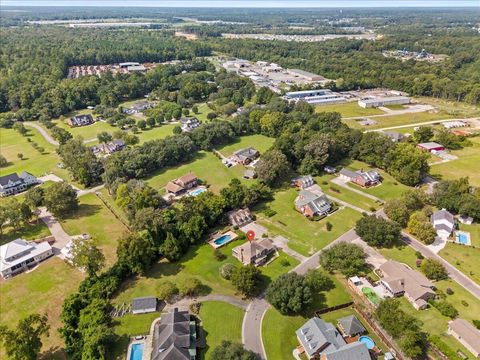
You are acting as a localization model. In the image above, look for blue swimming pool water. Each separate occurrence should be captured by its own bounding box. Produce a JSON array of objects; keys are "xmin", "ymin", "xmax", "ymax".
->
[
  {"xmin": 359, "ymin": 335, "xmax": 375, "ymax": 350},
  {"xmin": 457, "ymin": 233, "xmax": 468, "ymax": 244},
  {"xmin": 130, "ymin": 343, "xmax": 144, "ymax": 360},
  {"xmin": 190, "ymin": 188, "xmax": 207, "ymax": 196},
  {"xmin": 213, "ymin": 234, "xmax": 232, "ymax": 246}
]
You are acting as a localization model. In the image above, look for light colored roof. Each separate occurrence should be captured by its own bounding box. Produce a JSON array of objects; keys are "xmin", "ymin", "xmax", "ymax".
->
[
  {"xmin": 228, "ymin": 208, "xmax": 252, "ymax": 225},
  {"xmin": 418, "ymin": 142, "xmax": 444, "ymax": 149},
  {"xmin": 339, "ymin": 168, "xmax": 358, "ymax": 178},
  {"xmin": 359, "ymin": 96, "xmax": 410, "ymax": 104},
  {"xmin": 449, "ymin": 319, "xmax": 480, "ymax": 355},
  {"xmin": 233, "ymin": 238, "xmax": 274, "ymax": 264},
  {"xmin": 0, "ymin": 239, "xmax": 52, "ymax": 272},
  {"xmin": 0, "ymin": 239, "xmax": 34, "ymax": 260},
  {"xmin": 432, "ymin": 209, "xmax": 455, "ymax": 225},
  {"xmin": 379, "ymin": 260, "xmax": 434, "ymax": 300},
  {"xmin": 383, "ymin": 131, "xmax": 404, "ymax": 141},
  {"xmin": 296, "ymin": 318, "xmax": 346, "ymax": 357}
]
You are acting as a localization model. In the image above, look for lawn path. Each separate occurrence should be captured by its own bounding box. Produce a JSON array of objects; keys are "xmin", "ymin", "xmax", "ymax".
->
[{"xmin": 24, "ymin": 122, "xmax": 59, "ymax": 145}]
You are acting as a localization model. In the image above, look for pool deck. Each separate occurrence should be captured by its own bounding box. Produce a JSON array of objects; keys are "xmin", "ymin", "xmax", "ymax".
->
[
  {"xmin": 454, "ymin": 230, "xmax": 472, "ymax": 246},
  {"xmin": 208, "ymin": 230, "xmax": 238, "ymax": 249},
  {"xmin": 126, "ymin": 339, "xmax": 146, "ymax": 360}
]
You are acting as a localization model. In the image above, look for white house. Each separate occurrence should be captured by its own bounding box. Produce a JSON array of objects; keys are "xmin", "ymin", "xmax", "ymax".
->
[
  {"xmin": 0, "ymin": 239, "xmax": 53, "ymax": 278},
  {"xmin": 0, "ymin": 171, "xmax": 38, "ymax": 197},
  {"xmin": 431, "ymin": 209, "xmax": 455, "ymax": 240}
]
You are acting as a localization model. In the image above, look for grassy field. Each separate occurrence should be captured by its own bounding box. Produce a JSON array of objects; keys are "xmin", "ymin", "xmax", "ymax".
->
[
  {"xmin": 113, "ymin": 238, "xmax": 298, "ymax": 305},
  {"xmin": 193, "ymin": 103, "xmax": 226, "ymax": 123},
  {"xmin": 199, "ymin": 301, "xmax": 245, "ymax": 360},
  {"xmin": 378, "ymin": 242, "xmax": 480, "ymax": 356},
  {"xmin": 345, "ymin": 160, "xmax": 411, "ymax": 200},
  {"xmin": 255, "ymin": 188, "xmax": 363, "ymax": 256},
  {"xmin": 315, "ymin": 102, "xmax": 384, "ymax": 118},
  {"xmin": 431, "ymin": 136, "xmax": 480, "ymax": 186},
  {"xmin": 136, "ymin": 124, "xmax": 177, "ymax": 144},
  {"xmin": 416, "ymin": 97, "xmax": 480, "ymax": 118},
  {"xmin": 439, "ymin": 243, "xmax": 480, "ymax": 285},
  {"xmin": 61, "ymin": 193, "xmax": 129, "ymax": 265},
  {"xmin": 343, "ymin": 110, "xmax": 451, "ymax": 131},
  {"xmin": 146, "ymin": 151, "xmax": 238, "ymax": 193},
  {"xmin": 262, "ymin": 275, "xmax": 353, "ymax": 360},
  {"xmin": 0, "ymin": 220, "xmax": 51, "ymax": 245},
  {"xmin": 216, "ymin": 134, "xmax": 274, "ymax": 156},
  {"xmin": 0, "ymin": 258, "xmax": 84, "ymax": 359}
]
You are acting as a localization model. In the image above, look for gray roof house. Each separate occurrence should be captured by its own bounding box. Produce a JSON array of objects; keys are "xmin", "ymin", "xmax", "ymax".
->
[
  {"xmin": 296, "ymin": 318, "xmax": 371, "ymax": 360},
  {"xmin": 228, "ymin": 208, "xmax": 253, "ymax": 228},
  {"xmin": 151, "ymin": 308, "xmax": 201, "ymax": 360},
  {"xmin": 383, "ymin": 131, "xmax": 405, "ymax": 142},
  {"xmin": 67, "ymin": 114, "xmax": 94, "ymax": 127},
  {"xmin": 232, "ymin": 147, "xmax": 259, "ymax": 165},
  {"xmin": 132, "ymin": 296, "xmax": 157, "ymax": 314},
  {"xmin": 0, "ymin": 171, "xmax": 38, "ymax": 197},
  {"xmin": 292, "ymin": 175, "xmax": 315, "ymax": 189},
  {"xmin": 295, "ymin": 190, "xmax": 331, "ymax": 217},
  {"xmin": 337, "ymin": 315, "xmax": 366, "ymax": 337},
  {"xmin": 431, "ymin": 209, "xmax": 455, "ymax": 240},
  {"xmin": 180, "ymin": 117, "xmax": 201, "ymax": 132}
]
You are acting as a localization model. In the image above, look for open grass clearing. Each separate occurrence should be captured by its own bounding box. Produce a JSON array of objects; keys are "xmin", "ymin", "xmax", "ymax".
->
[
  {"xmin": 255, "ymin": 188, "xmax": 363, "ymax": 256},
  {"xmin": 61, "ymin": 193, "xmax": 129, "ymax": 265},
  {"xmin": 439, "ymin": 243, "xmax": 480, "ymax": 285},
  {"xmin": 315, "ymin": 102, "xmax": 384, "ymax": 118},
  {"xmin": 0, "ymin": 257, "xmax": 84, "ymax": 358},
  {"xmin": 343, "ymin": 110, "xmax": 451, "ymax": 131},
  {"xmin": 430, "ymin": 136, "xmax": 480, "ymax": 186},
  {"xmin": 192, "ymin": 102, "xmax": 226, "ymax": 123},
  {"xmin": 416, "ymin": 97, "xmax": 480, "ymax": 118},
  {"xmin": 0, "ymin": 220, "xmax": 51, "ymax": 245},
  {"xmin": 199, "ymin": 301, "xmax": 244, "ymax": 360},
  {"xmin": 136, "ymin": 124, "xmax": 177, "ymax": 144},
  {"xmin": 216, "ymin": 134, "xmax": 274, "ymax": 156}
]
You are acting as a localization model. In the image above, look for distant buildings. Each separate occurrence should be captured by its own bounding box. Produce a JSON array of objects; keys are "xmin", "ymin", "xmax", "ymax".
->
[
  {"xmin": 431, "ymin": 209, "xmax": 455, "ymax": 240},
  {"xmin": 378, "ymin": 260, "xmax": 435, "ymax": 310},
  {"xmin": 295, "ymin": 189, "xmax": 331, "ymax": 217},
  {"xmin": 296, "ymin": 317, "xmax": 371, "ymax": 360},
  {"xmin": 287, "ymin": 69, "xmax": 326, "ymax": 82},
  {"xmin": 232, "ymin": 147, "xmax": 259, "ymax": 165},
  {"xmin": 91, "ymin": 139, "xmax": 125, "ymax": 156},
  {"xmin": 339, "ymin": 168, "xmax": 381, "ymax": 188},
  {"xmin": 67, "ymin": 114, "xmax": 94, "ymax": 127},
  {"xmin": 285, "ymin": 89, "xmax": 346, "ymax": 105},
  {"xmin": 447, "ymin": 318, "xmax": 480, "ymax": 358},
  {"xmin": 180, "ymin": 117, "xmax": 201, "ymax": 132},
  {"xmin": 358, "ymin": 96, "xmax": 410, "ymax": 108},
  {"xmin": 0, "ymin": 171, "xmax": 38, "ymax": 197},
  {"xmin": 228, "ymin": 208, "xmax": 253, "ymax": 228},
  {"xmin": 165, "ymin": 172, "xmax": 198, "ymax": 197},
  {"xmin": 417, "ymin": 142, "xmax": 445, "ymax": 153},
  {"xmin": 292, "ymin": 175, "xmax": 315, "ymax": 189},
  {"xmin": 382, "ymin": 131, "xmax": 405, "ymax": 142},
  {"xmin": 232, "ymin": 238, "xmax": 275, "ymax": 266},
  {"xmin": 0, "ymin": 239, "xmax": 53, "ymax": 278}
]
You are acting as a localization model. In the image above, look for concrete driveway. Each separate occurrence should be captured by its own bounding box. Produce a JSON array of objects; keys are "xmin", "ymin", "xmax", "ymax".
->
[{"xmin": 38, "ymin": 207, "xmax": 71, "ymax": 252}]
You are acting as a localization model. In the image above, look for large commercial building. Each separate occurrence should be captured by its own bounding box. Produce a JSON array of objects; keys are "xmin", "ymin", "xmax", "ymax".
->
[
  {"xmin": 358, "ymin": 96, "xmax": 410, "ymax": 108},
  {"xmin": 285, "ymin": 89, "xmax": 347, "ymax": 105},
  {"xmin": 287, "ymin": 69, "xmax": 326, "ymax": 82}
]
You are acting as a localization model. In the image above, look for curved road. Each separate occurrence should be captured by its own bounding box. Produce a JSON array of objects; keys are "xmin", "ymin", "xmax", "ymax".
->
[{"xmin": 24, "ymin": 122, "xmax": 59, "ymax": 145}]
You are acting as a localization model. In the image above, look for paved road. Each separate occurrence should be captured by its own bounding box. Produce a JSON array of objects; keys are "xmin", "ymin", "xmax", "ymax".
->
[
  {"xmin": 401, "ymin": 232, "xmax": 480, "ymax": 299},
  {"xmin": 24, "ymin": 122, "xmax": 59, "ymax": 145},
  {"xmin": 242, "ymin": 296, "xmax": 269, "ymax": 359},
  {"xmin": 39, "ymin": 174, "xmax": 104, "ymax": 197},
  {"xmin": 343, "ymin": 105, "xmax": 435, "ymax": 120},
  {"xmin": 366, "ymin": 117, "xmax": 480, "ymax": 133}
]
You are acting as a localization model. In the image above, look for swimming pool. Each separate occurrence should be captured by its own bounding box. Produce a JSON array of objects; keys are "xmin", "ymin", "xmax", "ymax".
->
[
  {"xmin": 359, "ymin": 335, "xmax": 375, "ymax": 350},
  {"xmin": 214, "ymin": 234, "xmax": 232, "ymax": 246},
  {"xmin": 189, "ymin": 187, "xmax": 207, "ymax": 197},
  {"xmin": 129, "ymin": 343, "xmax": 144, "ymax": 360},
  {"xmin": 455, "ymin": 231, "xmax": 471, "ymax": 246}
]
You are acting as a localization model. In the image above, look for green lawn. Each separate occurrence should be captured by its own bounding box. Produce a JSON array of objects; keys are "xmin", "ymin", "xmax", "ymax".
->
[
  {"xmin": 260, "ymin": 251, "xmax": 299, "ymax": 283},
  {"xmin": 199, "ymin": 301, "xmax": 245, "ymax": 360},
  {"xmin": 315, "ymin": 102, "xmax": 384, "ymax": 118},
  {"xmin": 54, "ymin": 118, "xmax": 116, "ymax": 140},
  {"xmin": 136, "ymin": 124, "xmax": 177, "ymax": 144},
  {"xmin": 345, "ymin": 160, "xmax": 411, "ymax": 201},
  {"xmin": 416, "ymin": 97, "xmax": 480, "ymax": 118},
  {"xmin": 431, "ymin": 136, "xmax": 480, "ymax": 186},
  {"xmin": 216, "ymin": 134, "xmax": 274, "ymax": 156},
  {"xmin": 255, "ymin": 188, "xmax": 363, "ymax": 256},
  {"xmin": 439, "ymin": 243, "xmax": 480, "ymax": 285},
  {"xmin": 315, "ymin": 174, "xmax": 380, "ymax": 211},
  {"xmin": 109, "ymin": 313, "xmax": 160, "ymax": 360},
  {"xmin": 146, "ymin": 151, "xmax": 238, "ymax": 193},
  {"xmin": 343, "ymin": 110, "xmax": 451, "ymax": 131},
  {"xmin": 262, "ymin": 276, "xmax": 352, "ymax": 360},
  {"xmin": 61, "ymin": 193, "xmax": 129, "ymax": 264},
  {"xmin": 193, "ymin": 103, "xmax": 226, "ymax": 123},
  {"xmin": 0, "ymin": 220, "xmax": 51, "ymax": 245},
  {"xmin": 113, "ymin": 239, "xmax": 298, "ymax": 305},
  {"xmin": 0, "ymin": 258, "xmax": 84, "ymax": 357}
]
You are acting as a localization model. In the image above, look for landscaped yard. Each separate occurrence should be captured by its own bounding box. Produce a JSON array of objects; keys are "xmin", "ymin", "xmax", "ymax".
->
[
  {"xmin": 0, "ymin": 258, "xmax": 84, "ymax": 358},
  {"xmin": 255, "ymin": 188, "xmax": 363, "ymax": 256},
  {"xmin": 199, "ymin": 301, "xmax": 245, "ymax": 360},
  {"xmin": 216, "ymin": 134, "xmax": 274, "ymax": 156},
  {"xmin": 61, "ymin": 193, "xmax": 129, "ymax": 265},
  {"xmin": 315, "ymin": 102, "xmax": 385, "ymax": 118},
  {"xmin": 0, "ymin": 220, "xmax": 51, "ymax": 245},
  {"xmin": 431, "ymin": 136, "xmax": 480, "ymax": 186},
  {"xmin": 112, "ymin": 238, "xmax": 298, "ymax": 305},
  {"xmin": 343, "ymin": 110, "xmax": 450, "ymax": 131},
  {"xmin": 54, "ymin": 118, "xmax": 116, "ymax": 140}
]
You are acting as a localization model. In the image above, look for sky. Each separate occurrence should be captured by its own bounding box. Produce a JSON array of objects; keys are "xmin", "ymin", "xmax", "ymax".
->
[{"xmin": 2, "ymin": 0, "xmax": 479, "ymax": 7}]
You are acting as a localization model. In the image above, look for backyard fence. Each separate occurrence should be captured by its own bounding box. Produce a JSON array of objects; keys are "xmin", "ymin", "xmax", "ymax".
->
[
  {"xmin": 314, "ymin": 301, "xmax": 354, "ymax": 316},
  {"xmin": 95, "ymin": 192, "xmax": 132, "ymax": 232}
]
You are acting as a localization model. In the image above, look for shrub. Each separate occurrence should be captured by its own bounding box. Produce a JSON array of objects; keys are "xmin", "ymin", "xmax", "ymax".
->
[
  {"xmin": 214, "ymin": 248, "xmax": 227, "ymax": 261},
  {"xmin": 369, "ymin": 206, "xmax": 376, "ymax": 212},
  {"xmin": 157, "ymin": 281, "xmax": 178, "ymax": 303},
  {"xmin": 280, "ymin": 258, "xmax": 290, "ymax": 267},
  {"xmin": 178, "ymin": 277, "xmax": 202, "ymax": 297},
  {"xmin": 415, "ymin": 251, "xmax": 424, "ymax": 259},
  {"xmin": 263, "ymin": 208, "xmax": 277, "ymax": 217},
  {"xmin": 421, "ymin": 259, "xmax": 448, "ymax": 281},
  {"xmin": 428, "ymin": 335, "xmax": 463, "ymax": 360},
  {"xmin": 220, "ymin": 263, "xmax": 236, "ymax": 280},
  {"xmin": 461, "ymin": 300, "xmax": 469, "ymax": 307},
  {"xmin": 473, "ymin": 320, "xmax": 480, "ymax": 329},
  {"xmin": 446, "ymin": 288, "xmax": 454, "ymax": 295},
  {"xmin": 325, "ymin": 221, "xmax": 332, "ymax": 231},
  {"xmin": 433, "ymin": 300, "xmax": 458, "ymax": 318},
  {"xmin": 189, "ymin": 302, "xmax": 201, "ymax": 315}
]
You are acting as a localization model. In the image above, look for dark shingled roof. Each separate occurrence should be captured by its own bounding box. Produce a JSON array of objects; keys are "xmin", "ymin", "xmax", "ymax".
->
[
  {"xmin": 132, "ymin": 296, "xmax": 157, "ymax": 312},
  {"xmin": 337, "ymin": 315, "xmax": 366, "ymax": 336}
]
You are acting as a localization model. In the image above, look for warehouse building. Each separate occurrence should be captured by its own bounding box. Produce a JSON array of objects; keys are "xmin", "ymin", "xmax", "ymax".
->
[
  {"xmin": 358, "ymin": 96, "xmax": 411, "ymax": 108},
  {"xmin": 287, "ymin": 69, "xmax": 326, "ymax": 81}
]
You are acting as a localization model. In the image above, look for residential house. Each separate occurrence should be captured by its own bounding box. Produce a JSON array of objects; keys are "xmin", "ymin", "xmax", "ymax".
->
[
  {"xmin": 165, "ymin": 173, "xmax": 198, "ymax": 197},
  {"xmin": 132, "ymin": 296, "xmax": 157, "ymax": 314},
  {"xmin": 232, "ymin": 238, "xmax": 275, "ymax": 266},
  {"xmin": 431, "ymin": 209, "xmax": 455, "ymax": 240},
  {"xmin": 0, "ymin": 239, "xmax": 53, "ymax": 278},
  {"xmin": 458, "ymin": 215, "xmax": 473, "ymax": 225},
  {"xmin": 447, "ymin": 318, "xmax": 480, "ymax": 358},
  {"xmin": 0, "ymin": 171, "xmax": 38, "ymax": 197},
  {"xmin": 296, "ymin": 317, "xmax": 371, "ymax": 360},
  {"xmin": 91, "ymin": 139, "xmax": 125, "ymax": 156},
  {"xmin": 67, "ymin": 114, "xmax": 94, "ymax": 127},
  {"xmin": 292, "ymin": 175, "xmax": 315, "ymax": 189},
  {"xmin": 232, "ymin": 147, "xmax": 259, "ymax": 165},
  {"xmin": 295, "ymin": 190, "xmax": 331, "ymax": 217},
  {"xmin": 228, "ymin": 208, "xmax": 253, "ymax": 228},
  {"xmin": 383, "ymin": 131, "xmax": 405, "ymax": 142},
  {"xmin": 417, "ymin": 142, "xmax": 445, "ymax": 153},
  {"xmin": 339, "ymin": 168, "xmax": 381, "ymax": 188},
  {"xmin": 337, "ymin": 315, "xmax": 366, "ymax": 337},
  {"xmin": 165, "ymin": 181, "xmax": 185, "ymax": 197},
  {"xmin": 180, "ymin": 117, "xmax": 201, "ymax": 132},
  {"xmin": 151, "ymin": 308, "xmax": 203, "ymax": 360},
  {"xmin": 378, "ymin": 260, "xmax": 435, "ymax": 310}
]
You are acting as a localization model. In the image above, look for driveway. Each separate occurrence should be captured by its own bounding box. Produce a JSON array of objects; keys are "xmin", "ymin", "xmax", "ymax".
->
[
  {"xmin": 24, "ymin": 122, "xmax": 59, "ymax": 145},
  {"xmin": 329, "ymin": 178, "xmax": 383, "ymax": 203},
  {"xmin": 38, "ymin": 207, "xmax": 71, "ymax": 252},
  {"xmin": 351, "ymin": 238, "xmax": 387, "ymax": 268}
]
